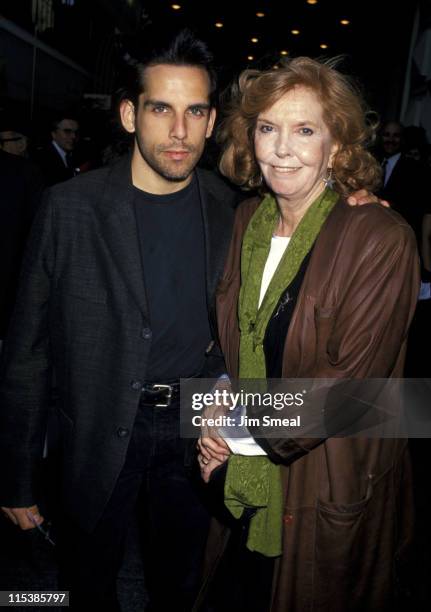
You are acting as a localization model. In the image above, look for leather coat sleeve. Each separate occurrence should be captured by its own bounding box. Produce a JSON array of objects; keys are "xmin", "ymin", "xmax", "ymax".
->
[
  {"xmin": 0, "ymin": 191, "xmax": 55, "ymax": 507},
  {"xmin": 314, "ymin": 224, "xmax": 419, "ymax": 378},
  {"xmin": 248, "ymin": 221, "xmax": 420, "ymax": 463}
]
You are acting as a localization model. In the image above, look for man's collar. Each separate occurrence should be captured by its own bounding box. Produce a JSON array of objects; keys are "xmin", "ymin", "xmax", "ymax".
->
[
  {"xmin": 387, "ymin": 152, "xmax": 401, "ymax": 164},
  {"xmin": 52, "ymin": 140, "xmax": 67, "ymax": 165}
]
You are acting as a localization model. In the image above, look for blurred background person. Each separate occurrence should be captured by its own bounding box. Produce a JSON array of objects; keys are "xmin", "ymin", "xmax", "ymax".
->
[
  {"xmin": 378, "ymin": 120, "xmax": 430, "ymax": 282},
  {"xmin": 0, "ymin": 117, "xmax": 29, "ymax": 158},
  {"xmin": 35, "ymin": 114, "xmax": 80, "ymax": 186},
  {"xmin": 403, "ymin": 125, "xmax": 429, "ymax": 165}
]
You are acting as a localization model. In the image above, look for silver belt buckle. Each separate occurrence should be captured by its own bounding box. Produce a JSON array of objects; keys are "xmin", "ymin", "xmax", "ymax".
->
[{"xmin": 153, "ymin": 383, "xmax": 173, "ymax": 407}]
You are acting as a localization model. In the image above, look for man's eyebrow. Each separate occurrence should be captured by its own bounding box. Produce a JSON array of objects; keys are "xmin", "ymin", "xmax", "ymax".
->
[
  {"xmin": 143, "ymin": 100, "xmax": 211, "ymax": 110},
  {"xmin": 143, "ymin": 99, "xmax": 173, "ymax": 109},
  {"xmin": 188, "ymin": 103, "xmax": 211, "ymax": 110}
]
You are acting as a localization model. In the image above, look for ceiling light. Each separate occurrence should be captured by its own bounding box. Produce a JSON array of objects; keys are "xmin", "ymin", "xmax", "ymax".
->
[
  {"xmin": 340, "ymin": 19, "xmax": 350, "ymax": 25},
  {"xmin": 280, "ymin": 50, "xmax": 288, "ymax": 56},
  {"xmin": 247, "ymin": 55, "xmax": 254, "ymax": 61},
  {"xmin": 215, "ymin": 22, "xmax": 223, "ymax": 28},
  {"xmin": 307, "ymin": 0, "xmax": 318, "ymax": 4},
  {"xmin": 291, "ymin": 29, "xmax": 300, "ymax": 35},
  {"xmin": 256, "ymin": 12, "xmax": 265, "ymax": 17},
  {"xmin": 251, "ymin": 37, "xmax": 258, "ymax": 43},
  {"xmin": 171, "ymin": 4, "xmax": 181, "ymax": 10},
  {"xmin": 320, "ymin": 43, "xmax": 328, "ymax": 49}
]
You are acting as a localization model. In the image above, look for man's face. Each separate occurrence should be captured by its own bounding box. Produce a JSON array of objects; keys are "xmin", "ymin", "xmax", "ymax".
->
[
  {"xmin": 120, "ymin": 64, "xmax": 216, "ymax": 193},
  {"xmin": 382, "ymin": 122, "xmax": 402, "ymax": 157},
  {"xmin": 51, "ymin": 119, "xmax": 79, "ymax": 152}
]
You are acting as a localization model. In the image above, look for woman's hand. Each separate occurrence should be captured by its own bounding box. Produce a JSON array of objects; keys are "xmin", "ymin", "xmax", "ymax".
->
[
  {"xmin": 198, "ymin": 453, "xmax": 228, "ymax": 484},
  {"xmin": 198, "ymin": 435, "xmax": 230, "ymax": 463},
  {"xmin": 197, "ymin": 392, "xmax": 231, "ymax": 481},
  {"xmin": 197, "ymin": 375, "xmax": 233, "ymax": 463}
]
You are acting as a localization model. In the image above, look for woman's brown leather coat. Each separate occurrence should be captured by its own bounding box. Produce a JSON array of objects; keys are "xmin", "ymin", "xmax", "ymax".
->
[{"xmin": 204, "ymin": 197, "xmax": 420, "ymax": 612}]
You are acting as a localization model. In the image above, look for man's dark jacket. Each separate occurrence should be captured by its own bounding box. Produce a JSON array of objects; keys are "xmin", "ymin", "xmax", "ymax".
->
[
  {"xmin": 35, "ymin": 142, "xmax": 75, "ymax": 186},
  {"xmin": 0, "ymin": 151, "xmax": 44, "ymax": 337},
  {"xmin": 0, "ymin": 155, "xmax": 236, "ymax": 531}
]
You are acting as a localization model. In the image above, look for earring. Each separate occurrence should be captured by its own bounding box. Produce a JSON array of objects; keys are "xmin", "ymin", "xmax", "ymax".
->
[{"xmin": 323, "ymin": 168, "xmax": 335, "ymax": 189}]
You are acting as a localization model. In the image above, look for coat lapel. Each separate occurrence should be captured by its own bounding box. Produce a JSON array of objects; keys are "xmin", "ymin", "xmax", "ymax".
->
[
  {"xmin": 96, "ymin": 156, "xmax": 149, "ymax": 319},
  {"xmin": 197, "ymin": 169, "xmax": 234, "ymax": 326}
]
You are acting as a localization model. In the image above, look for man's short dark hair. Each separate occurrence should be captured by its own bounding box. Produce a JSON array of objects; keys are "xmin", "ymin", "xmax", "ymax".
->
[
  {"xmin": 50, "ymin": 114, "xmax": 79, "ymax": 133},
  {"xmin": 122, "ymin": 29, "xmax": 217, "ymax": 107}
]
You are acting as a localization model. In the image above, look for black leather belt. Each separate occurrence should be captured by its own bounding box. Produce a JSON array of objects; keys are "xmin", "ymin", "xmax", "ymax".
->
[{"xmin": 139, "ymin": 380, "xmax": 181, "ymax": 408}]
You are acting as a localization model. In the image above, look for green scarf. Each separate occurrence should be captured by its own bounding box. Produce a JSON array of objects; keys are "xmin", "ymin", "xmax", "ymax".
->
[
  {"xmin": 224, "ymin": 187, "xmax": 339, "ymax": 557},
  {"xmin": 239, "ymin": 187, "xmax": 339, "ymax": 378}
]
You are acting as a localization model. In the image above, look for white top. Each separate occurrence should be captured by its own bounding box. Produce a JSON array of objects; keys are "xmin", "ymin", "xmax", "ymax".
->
[
  {"xmin": 258, "ymin": 235, "xmax": 290, "ymax": 307},
  {"xmin": 218, "ymin": 404, "xmax": 267, "ymax": 456}
]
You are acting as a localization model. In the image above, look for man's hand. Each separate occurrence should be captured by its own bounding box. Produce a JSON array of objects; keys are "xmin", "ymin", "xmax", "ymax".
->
[
  {"xmin": 1, "ymin": 505, "xmax": 44, "ymax": 530},
  {"xmin": 347, "ymin": 189, "xmax": 390, "ymax": 208}
]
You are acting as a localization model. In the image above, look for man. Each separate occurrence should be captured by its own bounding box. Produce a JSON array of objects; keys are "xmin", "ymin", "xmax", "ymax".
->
[
  {"xmin": 36, "ymin": 114, "xmax": 80, "ymax": 185},
  {"xmin": 0, "ymin": 30, "xmax": 236, "ymax": 612}
]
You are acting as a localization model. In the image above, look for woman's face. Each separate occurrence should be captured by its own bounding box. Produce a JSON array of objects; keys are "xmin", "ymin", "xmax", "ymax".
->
[{"xmin": 254, "ymin": 85, "xmax": 338, "ymax": 206}]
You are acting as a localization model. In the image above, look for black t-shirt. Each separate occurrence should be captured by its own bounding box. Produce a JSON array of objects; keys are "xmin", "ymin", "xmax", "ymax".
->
[{"xmin": 133, "ymin": 175, "xmax": 211, "ymax": 380}]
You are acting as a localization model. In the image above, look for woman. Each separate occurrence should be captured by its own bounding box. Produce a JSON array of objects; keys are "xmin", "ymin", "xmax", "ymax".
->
[{"xmin": 197, "ymin": 57, "xmax": 419, "ymax": 611}]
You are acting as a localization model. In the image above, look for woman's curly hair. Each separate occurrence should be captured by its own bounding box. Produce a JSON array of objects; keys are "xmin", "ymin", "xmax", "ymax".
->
[{"xmin": 218, "ymin": 57, "xmax": 381, "ymax": 197}]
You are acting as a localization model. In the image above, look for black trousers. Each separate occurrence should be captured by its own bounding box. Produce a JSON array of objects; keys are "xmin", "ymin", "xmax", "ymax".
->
[{"xmin": 58, "ymin": 400, "xmax": 210, "ymax": 612}]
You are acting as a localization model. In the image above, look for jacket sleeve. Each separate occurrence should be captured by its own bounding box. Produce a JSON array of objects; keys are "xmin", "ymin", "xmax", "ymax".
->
[
  {"xmin": 201, "ymin": 340, "xmax": 227, "ymax": 378},
  {"xmin": 0, "ymin": 191, "xmax": 56, "ymax": 507},
  {"xmin": 316, "ymin": 223, "xmax": 420, "ymax": 378},
  {"xmin": 248, "ymin": 221, "xmax": 421, "ymax": 462}
]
